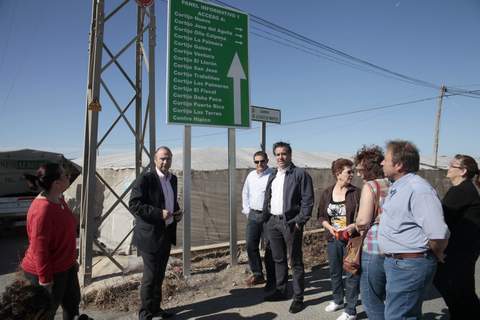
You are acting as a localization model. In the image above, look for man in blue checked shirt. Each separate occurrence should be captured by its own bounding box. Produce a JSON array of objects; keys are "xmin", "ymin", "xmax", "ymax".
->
[{"xmin": 378, "ymin": 140, "xmax": 449, "ymax": 320}]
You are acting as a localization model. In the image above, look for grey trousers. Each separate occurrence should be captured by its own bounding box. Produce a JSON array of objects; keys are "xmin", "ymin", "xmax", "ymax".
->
[{"xmin": 266, "ymin": 214, "xmax": 305, "ymax": 302}]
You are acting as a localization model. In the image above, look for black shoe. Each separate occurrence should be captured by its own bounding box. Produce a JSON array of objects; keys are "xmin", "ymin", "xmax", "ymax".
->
[
  {"xmin": 153, "ymin": 308, "xmax": 175, "ymax": 319},
  {"xmin": 264, "ymin": 290, "xmax": 287, "ymax": 301},
  {"xmin": 263, "ymin": 282, "xmax": 275, "ymax": 292},
  {"xmin": 289, "ymin": 300, "xmax": 305, "ymax": 314}
]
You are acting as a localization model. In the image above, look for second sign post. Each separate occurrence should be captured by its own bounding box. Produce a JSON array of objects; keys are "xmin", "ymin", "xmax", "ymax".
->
[{"xmin": 167, "ymin": 0, "xmax": 250, "ymax": 273}]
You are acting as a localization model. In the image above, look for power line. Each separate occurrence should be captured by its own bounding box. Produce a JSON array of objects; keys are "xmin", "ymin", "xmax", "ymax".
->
[
  {"xmin": 99, "ymin": 94, "xmax": 450, "ymax": 147},
  {"xmin": 158, "ymin": 0, "xmax": 480, "ymax": 97},
  {"xmin": 249, "ymin": 28, "xmax": 429, "ymax": 86},
  {"xmin": 279, "ymin": 96, "xmax": 439, "ymax": 126},
  {"xmin": 210, "ymin": 0, "xmax": 442, "ymax": 90}
]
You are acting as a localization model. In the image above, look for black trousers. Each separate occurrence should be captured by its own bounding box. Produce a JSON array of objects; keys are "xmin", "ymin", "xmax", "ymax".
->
[
  {"xmin": 139, "ymin": 239, "xmax": 172, "ymax": 320},
  {"xmin": 433, "ymin": 249, "xmax": 480, "ymax": 319},
  {"xmin": 246, "ymin": 209, "xmax": 275, "ymax": 285},
  {"xmin": 266, "ymin": 214, "xmax": 305, "ymax": 301},
  {"xmin": 24, "ymin": 264, "xmax": 80, "ymax": 320}
]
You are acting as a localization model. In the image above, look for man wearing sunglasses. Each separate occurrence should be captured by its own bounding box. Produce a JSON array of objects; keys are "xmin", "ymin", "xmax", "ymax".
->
[
  {"xmin": 242, "ymin": 151, "xmax": 275, "ymax": 289},
  {"xmin": 129, "ymin": 146, "xmax": 182, "ymax": 320}
]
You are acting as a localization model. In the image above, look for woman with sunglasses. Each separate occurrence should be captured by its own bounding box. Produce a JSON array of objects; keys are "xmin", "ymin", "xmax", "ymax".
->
[
  {"xmin": 433, "ymin": 154, "xmax": 480, "ymax": 319},
  {"xmin": 318, "ymin": 158, "xmax": 361, "ymax": 320},
  {"xmin": 353, "ymin": 145, "xmax": 390, "ymax": 320},
  {"xmin": 21, "ymin": 163, "xmax": 80, "ymax": 320}
]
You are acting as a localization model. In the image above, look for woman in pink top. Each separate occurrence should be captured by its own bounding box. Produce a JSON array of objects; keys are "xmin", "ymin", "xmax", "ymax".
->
[
  {"xmin": 354, "ymin": 145, "xmax": 390, "ymax": 320},
  {"xmin": 21, "ymin": 163, "xmax": 79, "ymax": 320}
]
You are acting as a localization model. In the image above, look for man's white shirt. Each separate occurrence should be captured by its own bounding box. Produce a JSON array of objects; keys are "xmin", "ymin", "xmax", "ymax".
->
[
  {"xmin": 242, "ymin": 167, "xmax": 273, "ymax": 215},
  {"xmin": 156, "ymin": 167, "xmax": 174, "ymax": 225},
  {"xmin": 270, "ymin": 167, "xmax": 286, "ymax": 216}
]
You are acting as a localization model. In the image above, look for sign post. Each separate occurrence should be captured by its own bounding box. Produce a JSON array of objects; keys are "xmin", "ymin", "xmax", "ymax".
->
[
  {"xmin": 167, "ymin": 0, "xmax": 249, "ymax": 271},
  {"xmin": 251, "ymin": 106, "xmax": 281, "ymax": 152},
  {"xmin": 167, "ymin": 0, "xmax": 250, "ymax": 128}
]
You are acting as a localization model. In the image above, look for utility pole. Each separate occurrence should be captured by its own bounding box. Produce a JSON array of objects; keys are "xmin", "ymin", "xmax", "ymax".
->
[{"xmin": 433, "ymin": 85, "xmax": 447, "ymax": 168}]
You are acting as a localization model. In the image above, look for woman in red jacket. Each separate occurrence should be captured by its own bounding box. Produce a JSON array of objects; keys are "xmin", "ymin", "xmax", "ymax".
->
[{"xmin": 22, "ymin": 163, "xmax": 80, "ymax": 320}]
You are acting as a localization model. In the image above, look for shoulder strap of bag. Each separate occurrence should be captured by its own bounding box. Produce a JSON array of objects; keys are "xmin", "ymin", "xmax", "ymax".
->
[
  {"xmin": 353, "ymin": 187, "xmax": 360, "ymax": 221},
  {"xmin": 371, "ymin": 180, "xmax": 381, "ymax": 221}
]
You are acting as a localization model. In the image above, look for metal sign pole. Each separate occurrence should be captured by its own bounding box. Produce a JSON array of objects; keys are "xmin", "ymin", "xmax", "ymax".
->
[
  {"xmin": 228, "ymin": 128, "xmax": 237, "ymax": 265},
  {"xmin": 260, "ymin": 121, "xmax": 266, "ymax": 152},
  {"xmin": 183, "ymin": 125, "xmax": 192, "ymax": 276}
]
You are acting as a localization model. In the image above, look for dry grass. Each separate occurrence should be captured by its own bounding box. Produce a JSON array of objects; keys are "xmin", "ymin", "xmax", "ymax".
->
[{"xmin": 83, "ymin": 231, "xmax": 327, "ymax": 312}]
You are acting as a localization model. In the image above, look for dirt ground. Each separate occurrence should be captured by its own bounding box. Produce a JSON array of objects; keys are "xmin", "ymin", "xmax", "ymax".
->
[{"xmin": 83, "ymin": 231, "xmax": 328, "ymax": 313}]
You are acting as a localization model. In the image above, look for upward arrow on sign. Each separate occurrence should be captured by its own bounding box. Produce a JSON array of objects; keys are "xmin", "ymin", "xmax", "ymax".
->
[{"xmin": 227, "ymin": 52, "xmax": 246, "ymax": 125}]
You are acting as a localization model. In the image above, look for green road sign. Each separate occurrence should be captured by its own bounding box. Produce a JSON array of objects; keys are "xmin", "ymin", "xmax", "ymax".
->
[{"xmin": 167, "ymin": 0, "xmax": 250, "ymax": 128}]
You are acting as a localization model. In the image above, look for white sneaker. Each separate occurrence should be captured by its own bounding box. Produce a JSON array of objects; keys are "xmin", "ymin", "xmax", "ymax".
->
[
  {"xmin": 336, "ymin": 312, "xmax": 357, "ymax": 320},
  {"xmin": 325, "ymin": 301, "xmax": 344, "ymax": 312}
]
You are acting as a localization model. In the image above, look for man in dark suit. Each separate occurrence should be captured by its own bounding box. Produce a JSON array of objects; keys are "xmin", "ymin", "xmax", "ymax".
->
[
  {"xmin": 129, "ymin": 146, "xmax": 182, "ymax": 320},
  {"xmin": 262, "ymin": 141, "xmax": 314, "ymax": 314}
]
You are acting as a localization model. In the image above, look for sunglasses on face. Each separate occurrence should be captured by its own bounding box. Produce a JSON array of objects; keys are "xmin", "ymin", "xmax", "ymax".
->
[
  {"xmin": 254, "ymin": 160, "xmax": 266, "ymax": 164},
  {"xmin": 449, "ymin": 164, "xmax": 463, "ymax": 169}
]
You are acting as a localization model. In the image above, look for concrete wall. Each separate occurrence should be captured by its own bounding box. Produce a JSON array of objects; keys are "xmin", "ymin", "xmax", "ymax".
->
[{"xmin": 65, "ymin": 168, "xmax": 450, "ymax": 252}]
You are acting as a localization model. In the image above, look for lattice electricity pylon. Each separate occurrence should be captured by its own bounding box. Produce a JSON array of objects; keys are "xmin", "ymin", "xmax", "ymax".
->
[{"xmin": 80, "ymin": 0, "xmax": 156, "ymax": 286}]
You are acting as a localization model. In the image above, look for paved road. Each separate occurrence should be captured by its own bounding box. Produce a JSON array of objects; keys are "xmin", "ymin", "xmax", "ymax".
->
[
  {"xmin": 81, "ymin": 261, "xmax": 480, "ymax": 320},
  {"xmin": 1, "ymin": 226, "xmax": 477, "ymax": 319}
]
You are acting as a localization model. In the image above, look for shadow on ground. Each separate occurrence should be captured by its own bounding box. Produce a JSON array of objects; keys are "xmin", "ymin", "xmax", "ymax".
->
[
  {"xmin": 173, "ymin": 287, "xmax": 277, "ymax": 319},
  {"xmin": 170, "ymin": 263, "xmax": 370, "ymax": 319},
  {"xmin": 195, "ymin": 311, "xmax": 277, "ymax": 320},
  {"xmin": 423, "ymin": 308, "xmax": 449, "ymax": 320}
]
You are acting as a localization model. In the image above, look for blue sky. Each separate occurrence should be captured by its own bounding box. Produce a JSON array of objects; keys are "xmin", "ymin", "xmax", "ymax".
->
[{"xmin": 1, "ymin": 0, "xmax": 479, "ymax": 160}]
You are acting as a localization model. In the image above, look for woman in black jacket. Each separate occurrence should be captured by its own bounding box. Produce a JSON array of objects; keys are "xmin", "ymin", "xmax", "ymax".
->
[
  {"xmin": 318, "ymin": 158, "xmax": 360, "ymax": 320},
  {"xmin": 434, "ymin": 154, "xmax": 480, "ymax": 319}
]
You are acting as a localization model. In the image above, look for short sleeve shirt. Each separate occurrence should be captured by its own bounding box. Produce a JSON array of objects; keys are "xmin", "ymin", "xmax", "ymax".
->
[{"xmin": 378, "ymin": 173, "xmax": 449, "ymax": 253}]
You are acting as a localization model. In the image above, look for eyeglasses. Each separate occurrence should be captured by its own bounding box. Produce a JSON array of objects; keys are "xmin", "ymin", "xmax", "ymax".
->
[
  {"xmin": 158, "ymin": 157, "xmax": 171, "ymax": 161},
  {"xmin": 254, "ymin": 160, "xmax": 266, "ymax": 164},
  {"xmin": 449, "ymin": 164, "xmax": 463, "ymax": 169},
  {"xmin": 448, "ymin": 161, "xmax": 463, "ymax": 169}
]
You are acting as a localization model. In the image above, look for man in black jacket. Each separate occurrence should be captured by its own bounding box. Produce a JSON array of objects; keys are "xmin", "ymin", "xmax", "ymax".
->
[
  {"xmin": 262, "ymin": 141, "xmax": 314, "ymax": 314},
  {"xmin": 129, "ymin": 146, "xmax": 182, "ymax": 320}
]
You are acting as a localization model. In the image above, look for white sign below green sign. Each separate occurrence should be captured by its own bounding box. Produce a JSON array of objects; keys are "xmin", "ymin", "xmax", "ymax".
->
[
  {"xmin": 251, "ymin": 106, "xmax": 281, "ymax": 124},
  {"xmin": 167, "ymin": 0, "xmax": 250, "ymax": 128}
]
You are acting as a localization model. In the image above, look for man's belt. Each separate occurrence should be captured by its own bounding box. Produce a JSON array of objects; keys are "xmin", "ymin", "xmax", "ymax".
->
[
  {"xmin": 250, "ymin": 209, "xmax": 263, "ymax": 214},
  {"xmin": 384, "ymin": 252, "xmax": 429, "ymax": 259}
]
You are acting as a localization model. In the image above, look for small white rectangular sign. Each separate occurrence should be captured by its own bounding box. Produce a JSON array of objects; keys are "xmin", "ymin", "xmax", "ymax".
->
[{"xmin": 251, "ymin": 106, "xmax": 281, "ymax": 123}]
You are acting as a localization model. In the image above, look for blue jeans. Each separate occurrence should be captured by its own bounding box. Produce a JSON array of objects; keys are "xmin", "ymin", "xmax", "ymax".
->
[
  {"xmin": 327, "ymin": 239, "xmax": 360, "ymax": 315},
  {"xmin": 384, "ymin": 254, "xmax": 437, "ymax": 320},
  {"xmin": 360, "ymin": 251, "xmax": 386, "ymax": 320}
]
